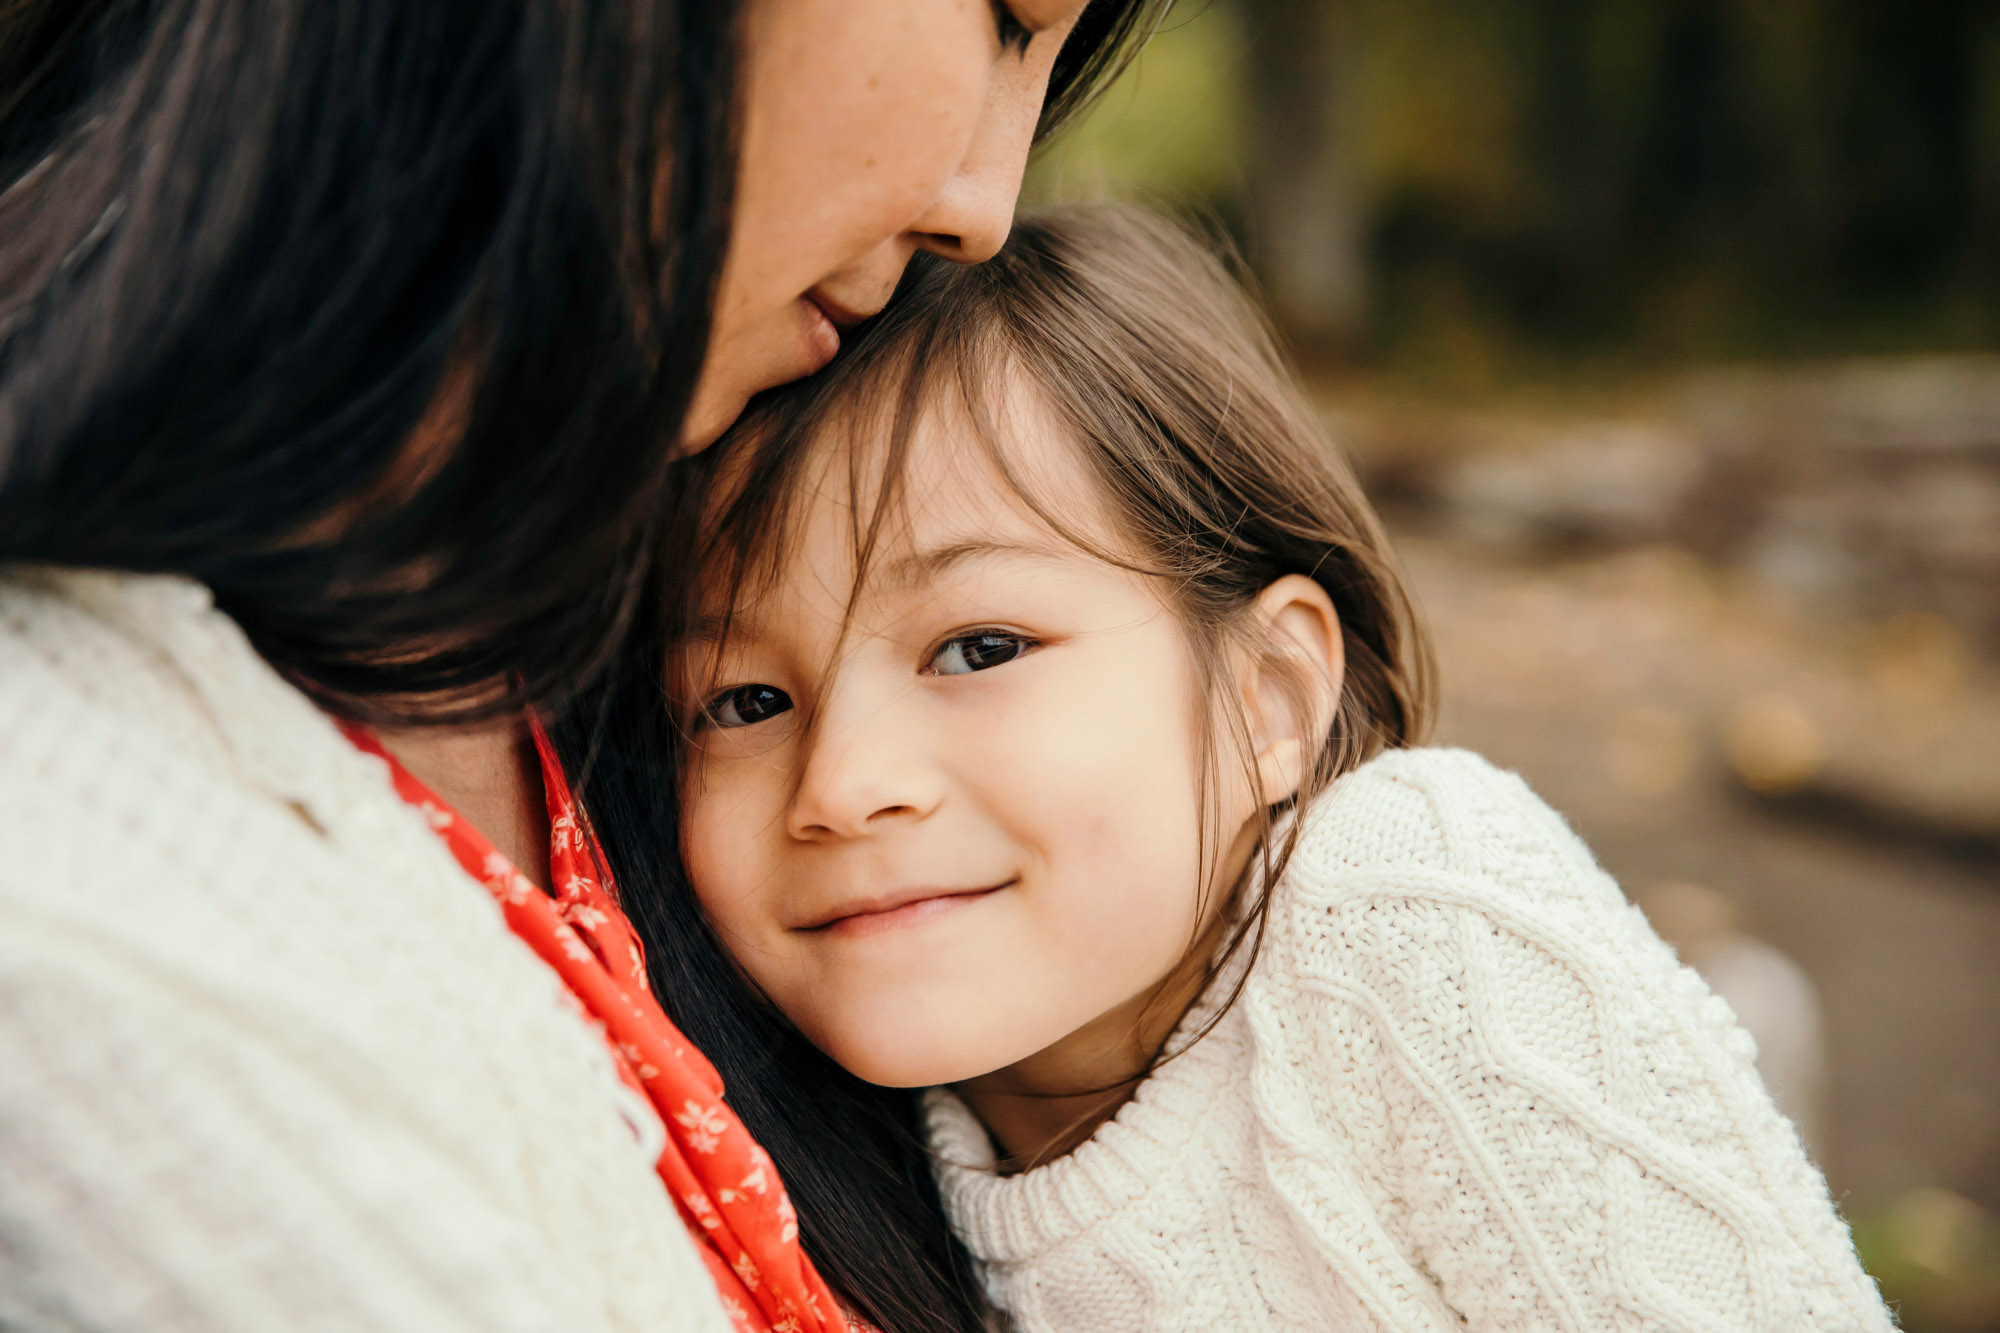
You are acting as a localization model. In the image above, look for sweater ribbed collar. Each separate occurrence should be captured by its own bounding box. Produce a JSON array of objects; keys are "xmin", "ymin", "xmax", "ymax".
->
[{"xmin": 922, "ymin": 935, "xmax": 1259, "ymax": 1266}]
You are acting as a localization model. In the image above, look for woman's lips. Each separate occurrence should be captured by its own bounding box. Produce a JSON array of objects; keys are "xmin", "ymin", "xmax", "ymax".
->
[
  {"xmin": 805, "ymin": 289, "xmax": 876, "ymax": 329},
  {"xmin": 797, "ymin": 295, "xmax": 840, "ymax": 374},
  {"xmin": 803, "ymin": 880, "xmax": 1012, "ymax": 939}
]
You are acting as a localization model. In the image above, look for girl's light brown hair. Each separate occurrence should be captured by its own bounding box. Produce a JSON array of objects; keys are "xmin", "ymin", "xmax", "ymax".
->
[
  {"xmin": 683, "ymin": 203, "xmax": 1433, "ymax": 957},
  {"xmin": 652, "ymin": 204, "xmax": 1435, "ymax": 1322}
]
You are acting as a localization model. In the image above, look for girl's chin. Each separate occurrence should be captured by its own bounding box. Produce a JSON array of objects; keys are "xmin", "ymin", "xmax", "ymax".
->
[
  {"xmin": 823, "ymin": 1046, "xmax": 1001, "ymax": 1091},
  {"xmin": 801, "ymin": 1009, "xmax": 1052, "ymax": 1091}
]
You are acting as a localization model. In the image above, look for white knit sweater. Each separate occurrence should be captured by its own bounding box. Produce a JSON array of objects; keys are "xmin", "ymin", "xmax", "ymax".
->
[
  {"xmin": 0, "ymin": 569, "xmax": 731, "ymax": 1333},
  {"xmin": 925, "ymin": 748, "xmax": 1895, "ymax": 1332}
]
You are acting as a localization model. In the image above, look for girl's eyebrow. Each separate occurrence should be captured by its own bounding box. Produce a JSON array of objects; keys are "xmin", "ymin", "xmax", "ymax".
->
[
  {"xmin": 880, "ymin": 538, "xmax": 1070, "ymax": 592},
  {"xmin": 680, "ymin": 539, "xmax": 1072, "ymax": 650},
  {"xmin": 684, "ymin": 613, "xmax": 738, "ymax": 646}
]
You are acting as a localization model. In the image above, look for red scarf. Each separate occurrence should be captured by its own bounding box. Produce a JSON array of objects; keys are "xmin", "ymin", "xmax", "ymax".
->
[{"xmin": 343, "ymin": 718, "xmax": 861, "ymax": 1333}]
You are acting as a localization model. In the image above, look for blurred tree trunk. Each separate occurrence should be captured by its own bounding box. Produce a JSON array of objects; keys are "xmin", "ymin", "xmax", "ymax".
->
[{"xmin": 1234, "ymin": 0, "xmax": 1367, "ymax": 355}]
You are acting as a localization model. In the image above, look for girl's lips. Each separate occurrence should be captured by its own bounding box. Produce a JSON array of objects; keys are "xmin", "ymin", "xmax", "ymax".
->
[{"xmin": 806, "ymin": 881, "xmax": 1011, "ymax": 939}]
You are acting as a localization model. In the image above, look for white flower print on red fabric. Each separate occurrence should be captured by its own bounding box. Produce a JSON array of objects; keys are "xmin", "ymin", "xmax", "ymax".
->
[
  {"xmin": 480, "ymin": 851, "xmax": 535, "ymax": 905},
  {"xmin": 617, "ymin": 1041, "xmax": 661, "ymax": 1080},
  {"xmin": 719, "ymin": 1160, "xmax": 770, "ymax": 1208},
  {"xmin": 551, "ymin": 922, "xmax": 596, "ymax": 965},
  {"xmin": 776, "ymin": 1190, "xmax": 799, "ymax": 1245},
  {"xmin": 342, "ymin": 717, "xmax": 856, "ymax": 1333},
  {"xmin": 551, "ymin": 806, "xmax": 586, "ymax": 854},
  {"xmin": 685, "ymin": 1191, "xmax": 721, "ymax": 1230},
  {"xmin": 563, "ymin": 899, "xmax": 610, "ymax": 931},
  {"xmin": 676, "ymin": 1099, "xmax": 728, "ymax": 1155}
]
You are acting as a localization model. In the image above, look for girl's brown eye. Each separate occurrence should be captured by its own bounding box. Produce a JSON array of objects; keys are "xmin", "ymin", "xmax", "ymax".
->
[
  {"xmin": 704, "ymin": 683, "xmax": 792, "ymax": 729},
  {"xmin": 929, "ymin": 631, "xmax": 1031, "ymax": 676}
]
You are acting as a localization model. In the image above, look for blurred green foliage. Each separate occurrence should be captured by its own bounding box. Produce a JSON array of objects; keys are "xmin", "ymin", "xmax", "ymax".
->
[
  {"xmin": 1030, "ymin": 0, "xmax": 2000, "ymax": 383},
  {"xmin": 1027, "ymin": 5, "xmax": 1245, "ymax": 205},
  {"xmin": 1852, "ymin": 1189, "xmax": 2000, "ymax": 1332}
]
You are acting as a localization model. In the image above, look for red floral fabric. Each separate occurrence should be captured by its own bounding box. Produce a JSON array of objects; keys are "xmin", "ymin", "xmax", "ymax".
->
[{"xmin": 342, "ymin": 718, "xmax": 862, "ymax": 1333}]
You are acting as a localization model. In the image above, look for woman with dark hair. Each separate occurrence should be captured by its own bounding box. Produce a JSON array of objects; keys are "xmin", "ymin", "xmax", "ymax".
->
[{"xmin": 0, "ymin": 3, "xmax": 1160, "ymax": 1330}]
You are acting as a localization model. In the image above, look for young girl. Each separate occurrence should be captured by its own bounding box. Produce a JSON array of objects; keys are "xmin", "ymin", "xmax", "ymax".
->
[{"xmin": 664, "ymin": 207, "xmax": 1894, "ymax": 1331}]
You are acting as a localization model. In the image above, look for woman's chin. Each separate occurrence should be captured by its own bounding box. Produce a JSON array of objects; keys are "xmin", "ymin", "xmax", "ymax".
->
[
  {"xmin": 680, "ymin": 302, "xmax": 841, "ymax": 452},
  {"xmin": 677, "ymin": 382, "xmax": 749, "ymax": 454}
]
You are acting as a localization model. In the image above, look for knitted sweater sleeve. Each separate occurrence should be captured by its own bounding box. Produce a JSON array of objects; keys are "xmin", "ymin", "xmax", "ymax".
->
[
  {"xmin": 1248, "ymin": 749, "xmax": 1894, "ymax": 1332},
  {"xmin": 0, "ymin": 923, "xmax": 593, "ymax": 1333},
  {"xmin": 0, "ymin": 574, "xmax": 729, "ymax": 1333}
]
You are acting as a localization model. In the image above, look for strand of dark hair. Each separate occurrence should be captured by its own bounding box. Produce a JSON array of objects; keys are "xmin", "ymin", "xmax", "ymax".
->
[
  {"xmin": 549, "ymin": 607, "xmax": 994, "ymax": 1332},
  {"xmin": 0, "ymin": 0, "xmax": 736, "ymax": 723}
]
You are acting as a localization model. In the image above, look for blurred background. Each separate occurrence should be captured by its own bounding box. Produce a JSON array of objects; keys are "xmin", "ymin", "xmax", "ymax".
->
[{"xmin": 1029, "ymin": 2, "xmax": 2000, "ymax": 1327}]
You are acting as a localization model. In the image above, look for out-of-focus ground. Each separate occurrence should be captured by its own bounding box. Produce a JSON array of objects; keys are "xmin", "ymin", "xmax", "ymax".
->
[{"xmin": 1321, "ymin": 353, "xmax": 2000, "ymax": 1330}]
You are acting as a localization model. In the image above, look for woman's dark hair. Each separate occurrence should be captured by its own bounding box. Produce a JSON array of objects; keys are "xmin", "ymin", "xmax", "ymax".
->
[
  {"xmin": 0, "ymin": 0, "xmax": 1166, "ymax": 724},
  {"xmin": 0, "ymin": 0, "xmax": 738, "ymax": 720},
  {"xmin": 572, "ymin": 202, "xmax": 1430, "ymax": 1332}
]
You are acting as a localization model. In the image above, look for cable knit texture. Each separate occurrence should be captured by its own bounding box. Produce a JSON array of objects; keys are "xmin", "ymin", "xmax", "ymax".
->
[
  {"xmin": 0, "ymin": 569, "xmax": 731, "ymax": 1333},
  {"xmin": 925, "ymin": 747, "xmax": 1895, "ymax": 1332}
]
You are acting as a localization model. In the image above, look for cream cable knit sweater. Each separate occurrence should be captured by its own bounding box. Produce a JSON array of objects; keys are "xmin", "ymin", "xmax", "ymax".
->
[
  {"xmin": 0, "ymin": 570, "xmax": 731, "ymax": 1333},
  {"xmin": 925, "ymin": 748, "xmax": 1895, "ymax": 1332}
]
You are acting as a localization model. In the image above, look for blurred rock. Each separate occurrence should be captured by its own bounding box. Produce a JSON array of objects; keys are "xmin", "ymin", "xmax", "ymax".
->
[
  {"xmin": 1680, "ymin": 356, "xmax": 2000, "ymax": 655},
  {"xmin": 1325, "ymin": 353, "xmax": 2000, "ymax": 657},
  {"xmin": 1724, "ymin": 694, "xmax": 1825, "ymax": 796},
  {"xmin": 1684, "ymin": 357, "xmax": 2000, "ymax": 459},
  {"xmin": 1439, "ymin": 421, "xmax": 1705, "ymax": 548}
]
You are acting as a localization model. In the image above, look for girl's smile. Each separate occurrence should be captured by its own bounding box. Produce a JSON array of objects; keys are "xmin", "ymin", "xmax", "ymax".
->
[{"xmin": 799, "ymin": 879, "xmax": 1012, "ymax": 938}]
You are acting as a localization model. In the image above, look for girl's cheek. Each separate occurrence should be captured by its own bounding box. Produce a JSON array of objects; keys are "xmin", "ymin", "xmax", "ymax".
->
[
  {"xmin": 684, "ymin": 765, "xmax": 796, "ymax": 926},
  {"xmin": 685, "ymin": 754, "xmax": 773, "ymax": 827},
  {"xmin": 680, "ymin": 816, "xmax": 722, "ymax": 911},
  {"xmin": 683, "ymin": 787, "xmax": 752, "ymax": 903}
]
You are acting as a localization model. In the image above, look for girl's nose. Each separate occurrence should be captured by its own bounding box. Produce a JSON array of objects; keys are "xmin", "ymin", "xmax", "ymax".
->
[{"xmin": 785, "ymin": 712, "xmax": 943, "ymax": 842}]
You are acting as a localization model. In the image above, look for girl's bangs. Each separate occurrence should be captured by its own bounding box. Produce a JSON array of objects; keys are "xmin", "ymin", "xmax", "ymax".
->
[{"xmin": 683, "ymin": 304, "xmax": 1126, "ymax": 678}]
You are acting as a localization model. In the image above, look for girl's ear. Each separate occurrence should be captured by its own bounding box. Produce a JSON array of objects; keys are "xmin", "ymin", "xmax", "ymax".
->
[{"xmin": 1240, "ymin": 574, "xmax": 1345, "ymax": 805}]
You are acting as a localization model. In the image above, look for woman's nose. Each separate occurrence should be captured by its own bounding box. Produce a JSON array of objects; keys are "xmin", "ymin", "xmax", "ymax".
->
[
  {"xmin": 905, "ymin": 53, "xmax": 1047, "ymax": 264},
  {"xmin": 785, "ymin": 710, "xmax": 943, "ymax": 842}
]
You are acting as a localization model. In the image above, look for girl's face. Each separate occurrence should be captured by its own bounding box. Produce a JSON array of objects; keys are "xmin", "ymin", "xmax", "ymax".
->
[
  {"xmin": 680, "ymin": 0, "xmax": 1091, "ymax": 450},
  {"xmin": 677, "ymin": 393, "xmax": 1260, "ymax": 1090}
]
